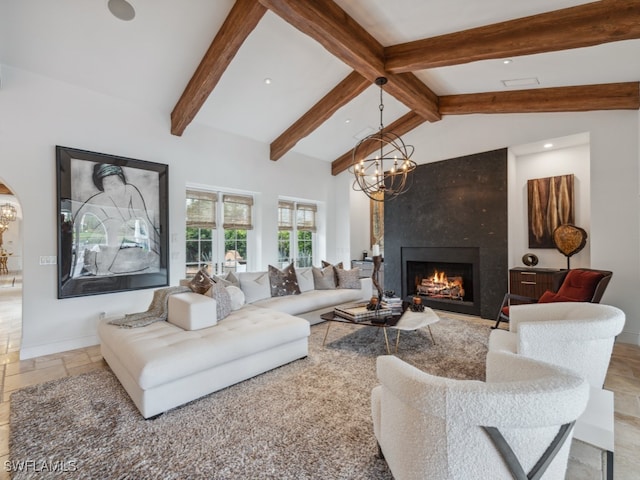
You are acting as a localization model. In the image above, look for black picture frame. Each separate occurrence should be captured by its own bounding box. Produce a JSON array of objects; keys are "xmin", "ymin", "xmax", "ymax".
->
[{"xmin": 56, "ymin": 146, "xmax": 169, "ymax": 298}]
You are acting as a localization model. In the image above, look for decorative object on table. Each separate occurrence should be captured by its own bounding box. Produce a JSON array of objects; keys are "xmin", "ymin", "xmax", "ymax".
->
[
  {"xmin": 410, "ymin": 296, "xmax": 425, "ymax": 312},
  {"xmin": 349, "ymin": 77, "xmax": 417, "ymax": 202},
  {"xmin": 56, "ymin": 146, "xmax": 169, "ymax": 298},
  {"xmin": 521, "ymin": 253, "xmax": 539, "ymax": 267},
  {"xmin": 527, "ymin": 174, "xmax": 574, "ymax": 249},
  {"xmin": 333, "ymin": 303, "xmax": 392, "ymax": 322},
  {"xmin": 366, "ymin": 296, "xmax": 379, "ymax": 311},
  {"xmin": 553, "ymin": 224, "xmax": 587, "ymax": 269},
  {"xmin": 371, "ymin": 254, "xmax": 383, "ymax": 297},
  {"xmin": 381, "ymin": 294, "xmax": 403, "ymax": 315}
]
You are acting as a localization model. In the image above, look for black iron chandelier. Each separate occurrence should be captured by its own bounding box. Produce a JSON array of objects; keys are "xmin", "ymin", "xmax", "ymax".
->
[{"xmin": 350, "ymin": 77, "xmax": 417, "ymax": 202}]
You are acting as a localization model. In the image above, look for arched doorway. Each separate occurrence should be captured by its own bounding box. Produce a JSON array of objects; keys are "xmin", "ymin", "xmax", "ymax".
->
[{"xmin": 0, "ymin": 180, "xmax": 22, "ymax": 359}]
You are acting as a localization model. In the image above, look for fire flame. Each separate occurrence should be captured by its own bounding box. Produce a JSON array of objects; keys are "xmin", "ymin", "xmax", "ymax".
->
[{"xmin": 431, "ymin": 270, "xmax": 447, "ymax": 284}]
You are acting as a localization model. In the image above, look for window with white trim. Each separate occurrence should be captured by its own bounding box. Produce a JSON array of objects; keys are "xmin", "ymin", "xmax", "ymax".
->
[
  {"xmin": 186, "ymin": 190, "xmax": 253, "ymax": 276},
  {"xmin": 278, "ymin": 200, "xmax": 316, "ymax": 268}
]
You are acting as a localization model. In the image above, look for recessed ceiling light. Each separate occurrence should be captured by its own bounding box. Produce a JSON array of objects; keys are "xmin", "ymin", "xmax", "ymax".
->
[
  {"xmin": 502, "ymin": 77, "xmax": 540, "ymax": 88},
  {"xmin": 544, "ymin": 143, "xmax": 554, "ymax": 149},
  {"xmin": 503, "ymin": 59, "xmax": 513, "ymax": 64},
  {"xmin": 108, "ymin": 0, "xmax": 135, "ymax": 21},
  {"xmin": 264, "ymin": 78, "xmax": 272, "ymax": 85},
  {"xmin": 345, "ymin": 118, "xmax": 351, "ymax": 124}
]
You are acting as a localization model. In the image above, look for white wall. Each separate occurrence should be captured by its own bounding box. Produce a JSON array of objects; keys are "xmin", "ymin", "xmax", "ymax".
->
[
  {"xmin": 0, "ymin": 66, "xmax": 341, "ymax": 358},
  {"xmin": 510, "ymin": 141, "xmax": 591, "ymax": 269}
]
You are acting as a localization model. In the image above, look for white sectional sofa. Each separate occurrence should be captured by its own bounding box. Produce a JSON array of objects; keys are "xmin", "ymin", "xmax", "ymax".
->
[
  {"xmin": 98, "ymin": 268, "xmax": 372, "ymax": 418},
  {"xmin": 238, "ymin": 267, "xmax": 373, "ymax": 323}
]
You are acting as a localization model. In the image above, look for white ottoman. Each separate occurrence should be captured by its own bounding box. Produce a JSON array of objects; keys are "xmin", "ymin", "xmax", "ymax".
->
[{"xmin": 168, "ymin": 292, "xmax": 217, "ymax": 330}]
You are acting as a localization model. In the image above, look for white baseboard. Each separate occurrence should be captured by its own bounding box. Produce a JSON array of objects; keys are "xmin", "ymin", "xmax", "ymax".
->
[
  {"xmin": 20, "ymin": 334, "xmax": 99, "ymax": 360},
  {"xmin": 616, "ymin": 330, "xmax": 640, "ymax": 347}
]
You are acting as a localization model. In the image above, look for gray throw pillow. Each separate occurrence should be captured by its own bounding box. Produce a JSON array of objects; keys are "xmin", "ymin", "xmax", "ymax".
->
[
  {"xmin": 206, "ymin": 281, "xmax": 232, "ymax": 320},
  {"xmin": 337, "ymin": 268, "xmax": 361, "ymax": 289},
  {"xmin": 268, "ymin": 263, "xmax": 301, "ymax": 297},
  {"xmin": 295, "ymin": 267, "xmax": 315, "ymax": 292},
  {"xmin": 188, "ymin": 268, "xmax": 214, "ymax": 294},
  {"xmin": 313, "ymin": 265, "xmax": 336, "ymax": 290},
  {"xmin": 211, "ymin": 271, "xmax": 240, "ymax": 288},
  {"xmin": 321, "ymin": 260, "xmax": 343, "ymax": 286}
]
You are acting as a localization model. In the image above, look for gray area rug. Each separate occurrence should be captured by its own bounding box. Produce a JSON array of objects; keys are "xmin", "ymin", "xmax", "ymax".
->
[{"xmin": 9, "ymin": 315, "xmax": 602, "ymax": 479}]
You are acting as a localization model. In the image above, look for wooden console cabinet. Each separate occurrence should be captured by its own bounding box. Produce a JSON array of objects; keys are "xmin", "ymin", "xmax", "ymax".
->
[{"xmin": 509, "ymin": 267, "xmax": 566, "ymax": 300}]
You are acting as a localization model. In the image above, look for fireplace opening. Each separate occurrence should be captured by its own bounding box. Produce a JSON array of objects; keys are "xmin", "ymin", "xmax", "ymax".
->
[
  {"xmin": 408, "ymin": 261, "xmax": 474, "ymax": 306},
  {"xmin": 401, "ymin": 247, "xmax": 481, "ymax": 316}
]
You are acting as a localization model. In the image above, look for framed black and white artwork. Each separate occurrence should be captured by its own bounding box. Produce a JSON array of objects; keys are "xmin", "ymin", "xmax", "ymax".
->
[{"xmin": 56, "ymin": 146, "xmax": 169, "ymax": 298}]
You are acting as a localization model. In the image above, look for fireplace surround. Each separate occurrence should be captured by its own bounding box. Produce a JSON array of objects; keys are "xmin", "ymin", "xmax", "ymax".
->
[{"xmin": 383, "ymin": 148, "xmax": 509, "ymax": 319}]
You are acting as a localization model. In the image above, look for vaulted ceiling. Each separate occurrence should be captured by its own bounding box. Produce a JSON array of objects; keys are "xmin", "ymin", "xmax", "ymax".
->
[
  {"xmin": 170, "ymin": 0, "xmax": 640, "ymax": 175},
  {"xmin": 2, "ymin": 0, "xmax": 640, "ymax": 173}
]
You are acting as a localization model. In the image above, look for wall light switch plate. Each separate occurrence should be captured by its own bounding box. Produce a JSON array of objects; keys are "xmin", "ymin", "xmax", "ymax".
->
[{"xmin": 39, "ymin": 256, "xmax": 57, "ymax": 265}]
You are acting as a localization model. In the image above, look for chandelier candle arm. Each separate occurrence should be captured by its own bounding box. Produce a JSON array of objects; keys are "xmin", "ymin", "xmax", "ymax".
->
[{"xmin": 349, "ymin": 77, "xmax": 417, "ymax": 202}]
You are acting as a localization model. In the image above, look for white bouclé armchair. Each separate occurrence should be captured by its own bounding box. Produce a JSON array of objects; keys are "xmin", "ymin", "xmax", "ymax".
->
[
  {"xmin": 371, "ymin": 352, "xmax": 589, "ymax": 480},
  {"xmin": 488, "ymin": 302, "xmax": 625, "ymax": 388}
]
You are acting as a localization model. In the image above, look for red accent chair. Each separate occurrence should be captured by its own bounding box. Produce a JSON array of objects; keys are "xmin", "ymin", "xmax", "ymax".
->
[{"xmin": 492, "ymin": 268, "xmax": 613, "ymax": 329}]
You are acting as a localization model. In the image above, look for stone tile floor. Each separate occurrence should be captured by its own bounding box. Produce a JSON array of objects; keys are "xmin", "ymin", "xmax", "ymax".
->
[{"xmin": 0, "ymin": 275, "xmax": 638, "ymax": 478}]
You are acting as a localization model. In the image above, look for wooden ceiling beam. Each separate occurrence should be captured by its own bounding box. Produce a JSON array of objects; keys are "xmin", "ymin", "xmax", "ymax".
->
[
  {"xmin": 270, "ymin": 71, "xmax": 370, "ymax": 161},
  {"xmin": 439, "ymin": 82, "xmax": 640, "ymax": 115},
  {"xmin": 258, "ymin": 0, "xmax": 441, "ymax": 122},
  {"xmin": 332, "ymin": 81, "xmax": 640, "ymax": 176},
  {"xmin": 331, "ymin": 111, "xmax": 427, "ymax": 176},
  {"xmin": 170, "ymin": 0, "xmax": 267, "ymax": 136},
  {"xmin": 385, "ymin": 0, "xmax": 640, "ymax": 73},
  {"xmin": 258, "ymin": 0, "xmax": 384, "ymax": 80}
]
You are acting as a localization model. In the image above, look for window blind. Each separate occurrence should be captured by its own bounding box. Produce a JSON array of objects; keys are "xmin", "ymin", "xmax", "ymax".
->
[
  {"xmin": 186, "ymin": 190, "xmax": 217, "ymax": 229},
  {"xmin": 223, "ymin": 194, "xmax": 254, "ymax": 230},
  {"xmin": 278, "ymin": 200, "xmax": 295, "ymax": 231},
  {"xmin": 296, "ymin": 203, "xmax": 317, "ymax": 232}
]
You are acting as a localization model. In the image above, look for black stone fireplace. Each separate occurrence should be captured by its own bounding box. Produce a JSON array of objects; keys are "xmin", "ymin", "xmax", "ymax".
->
[
  {"xmin": 383, "ymin": 148, "xmax": 509, "ymax": 319},
  {"xmin": 403, "ymin": 247, "xmax": 481, "ymax": 316}
]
